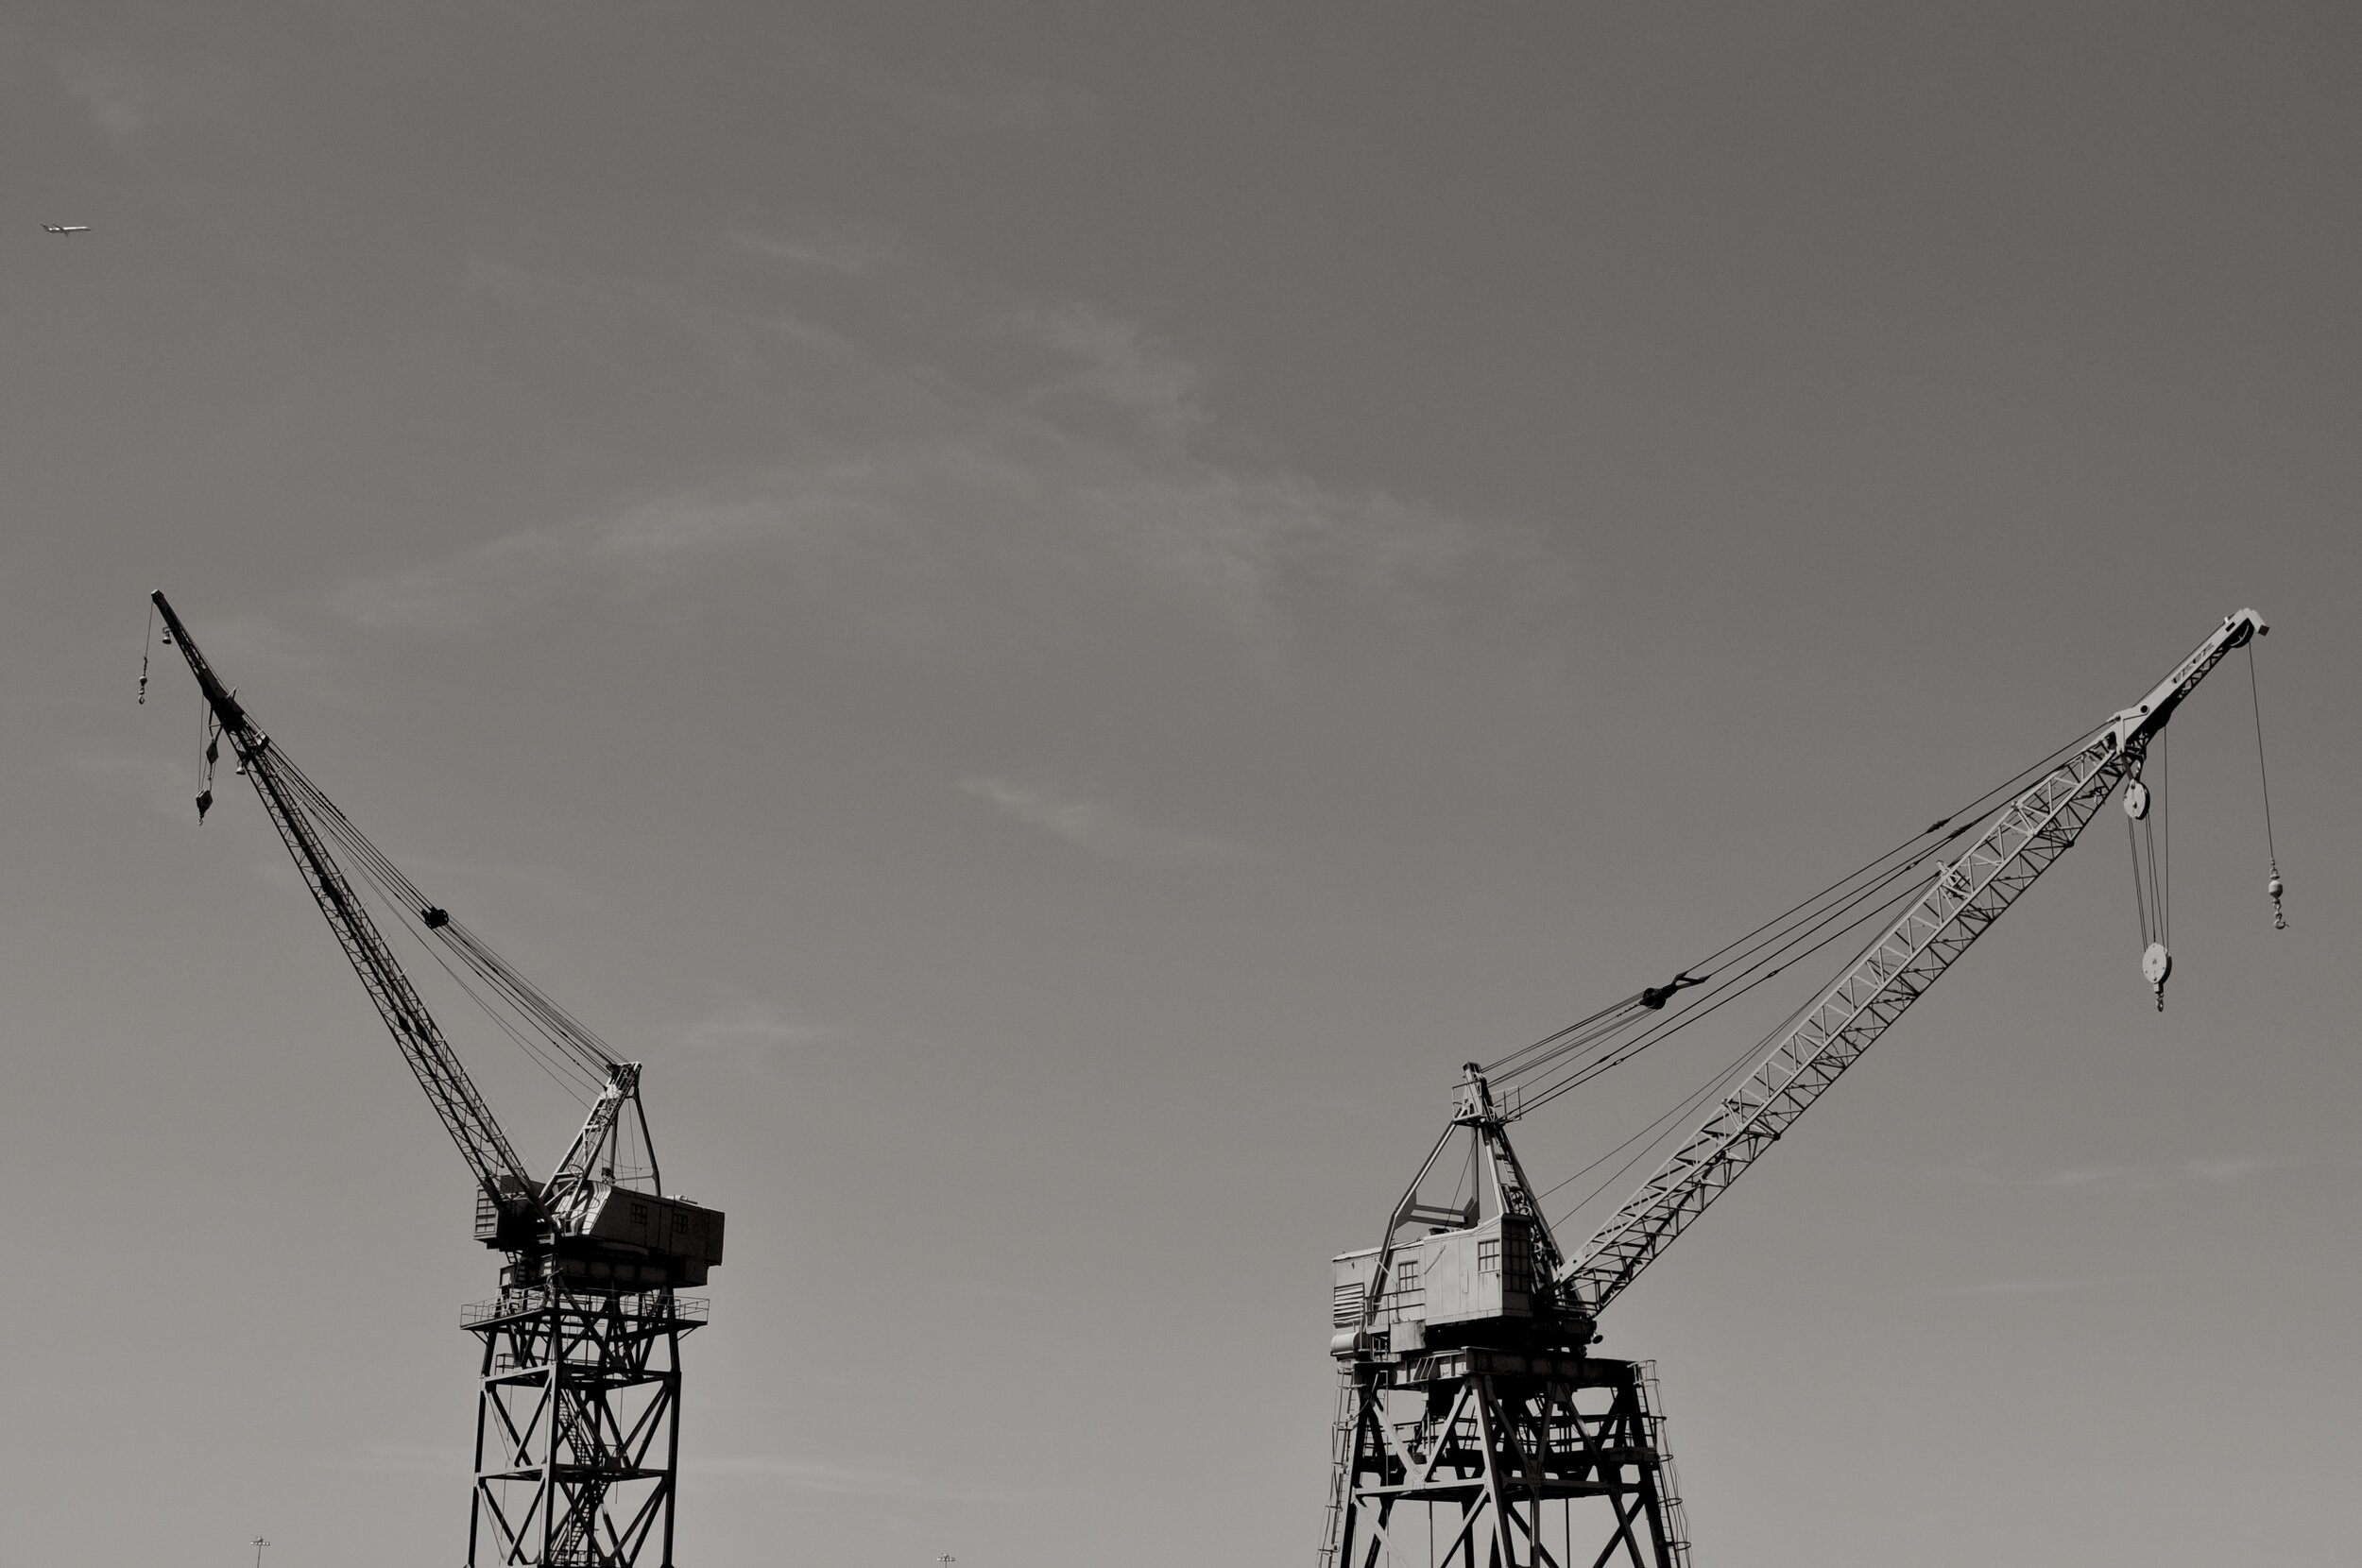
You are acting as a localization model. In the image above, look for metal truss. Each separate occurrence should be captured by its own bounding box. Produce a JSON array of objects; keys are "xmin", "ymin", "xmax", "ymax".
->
[
  {"xmin": 466, "ymin": 1287, "xmax": 707, "ymax": 1567},
  {"xmin": 1326, "ymin": 1351, "xmax": 1689, "ymax": 1568},
  {"xmin": 1557, "ymin": 606, "xmax": 2266, "ymax": 1319},
  {"xmin": 1558, "ymin": 733, "xmax": 2130, "ymax": 1315}
]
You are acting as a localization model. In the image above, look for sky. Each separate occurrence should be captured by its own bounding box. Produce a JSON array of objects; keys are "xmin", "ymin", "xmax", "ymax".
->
[{"xmin": 3, "ymin": 4, "xmax": 2357, "ymax": 1564}]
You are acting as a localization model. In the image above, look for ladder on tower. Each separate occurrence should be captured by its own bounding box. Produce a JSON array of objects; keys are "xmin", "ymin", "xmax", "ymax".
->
[
  {"xmin": 1316, "ymin": 1363, "xmax": 1359, "ymax": 1567},
  {"xmin": 1635, "ymin": 1362, "xmax": 1692, "ymax": 1568}
]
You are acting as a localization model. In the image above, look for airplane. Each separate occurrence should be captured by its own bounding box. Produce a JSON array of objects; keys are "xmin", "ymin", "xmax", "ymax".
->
[{"xmin": 43, "ymin": 225, "xmax": 90, "ymax": 233}]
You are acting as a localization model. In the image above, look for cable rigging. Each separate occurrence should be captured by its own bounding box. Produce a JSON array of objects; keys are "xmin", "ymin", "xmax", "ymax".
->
[
  {"xmin": 1320, "ymin": 609, "xmax": 2281, "ymax": 1568},
  {"xmin": 1480, "ymin": 727, "xmax": 2096, "ymax": 1117},
  {"xmin": 2248, "ymin": 641, "xmax": 2287, "ymax": 929},
  {"xmin": 146, "ymin": 592, "xmax": 719, "ymax": 1567}
]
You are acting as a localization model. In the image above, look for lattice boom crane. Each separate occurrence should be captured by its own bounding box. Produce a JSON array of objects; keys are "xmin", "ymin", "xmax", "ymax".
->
[
  {"xmin": 1320, "ymin": 607, "xmax": 2270, "ymax": 1568},
  {"xmin": 152, "ymin": 591, "xmax": 722, "ymax": 1568}
]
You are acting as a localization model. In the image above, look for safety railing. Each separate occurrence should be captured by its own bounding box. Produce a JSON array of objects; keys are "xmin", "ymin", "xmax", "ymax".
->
[{"xmin": 463, "ymin": 1292, "xmax": 710, "ymax": 1328}]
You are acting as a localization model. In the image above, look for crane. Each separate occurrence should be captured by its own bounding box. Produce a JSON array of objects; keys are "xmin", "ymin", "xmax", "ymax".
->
[
  {"xmin": 1319, "ymin": 607, "xmax": 2270, "ymax": 1568},
  {"xmin": 151, "ymin": 591, "xmax": 723, "ymax": 1568}
]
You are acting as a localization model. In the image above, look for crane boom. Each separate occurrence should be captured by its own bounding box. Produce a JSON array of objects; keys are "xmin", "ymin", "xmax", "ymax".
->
[
  {"xmin": 150, "ymin": 591, "xmax": 538, "ymax": 1211},
  {"xmin": 1556, "ymin": 607, "xmax": 2267, "ymax": 1315}
]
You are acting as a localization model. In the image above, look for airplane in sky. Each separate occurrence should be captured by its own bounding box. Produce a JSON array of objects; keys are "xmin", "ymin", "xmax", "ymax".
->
[{"xmin": 43, "ymin": 224, "xmax": 91, "ymax": 233}]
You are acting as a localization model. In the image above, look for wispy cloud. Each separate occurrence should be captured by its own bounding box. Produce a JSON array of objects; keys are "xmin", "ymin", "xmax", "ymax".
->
[
  {"xmin": 657, "ymin": 1004, "xmax": 829, "ymax": 1072},
  {"xmin": 1003, "ymin": 298, "xmax": 1210, "ymax": 443},
  {"xmin": 699, "ymin": 1455, "xmax": 918, "ymax": 1495},
  {"xmin": 46, "ymin": 20, "xmax": 248, "ymax": 145},
  {"xmin": 327, "ymin": 214, "xmax": 1480, "ymax": 665},
  {"xmin": 359, "ymin": 1442, "xmax": 471, "ymax": 1476},
  {"xmin": 693, "ymin": 1453, "xmax": 1028, "ymax": 1507},
  {"xmin": 1928, "ymin": 1275, "xmax": 2123, "ymax": 1300},
  {"xmin": 958, "ymin": 776, "xmax": 1244, "ymax": 862},
  {"xmin": 1940, "ymin": 1156, "xmax": 2272, "ymax": 1195},
  {"xmin": 727, "ymin": 213, "xmax": 912, "ymax": 277}
]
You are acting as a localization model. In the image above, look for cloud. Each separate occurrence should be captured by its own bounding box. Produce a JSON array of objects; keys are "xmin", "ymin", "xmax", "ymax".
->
[
  {"xmin": 693, "ymin": 1453, "xmax": 1030, "ymax": 1508},
  {"xmin": 728, "ymin": 214, "xmax": 912, "ymax": 277},
  {"xmin": 659, "ymin": 1004, "xmax": 828, "ymax": 1072},
  {"xmin": 697, "ymin": 1455, "xmax": 918, "ymax": 1496},
  {"xmin": 360, "ymin": 1442, "xmax": 471, "ymax": 1476},
  {"xmin": 1939, "ymin": 1156, "xmax": 2271, "ymax": 1195},
  {"xmin": 326, "ymin": 215, "xmax": 1481, "ymax": 665},
  {"xmin": 958, "ymin": 776, "xmax": 1244, "ymax": 862},
  {"xmin": 1928, "ymin": 1276, "xmax": 2117, "ymax": 1300},
  {"xmin": 1002, "ymin": 298, "xmax": 1210, "ymax": 443},
  {"xmin": 46, "ymin": 21, "xmax": 248, "ymax": 145}
]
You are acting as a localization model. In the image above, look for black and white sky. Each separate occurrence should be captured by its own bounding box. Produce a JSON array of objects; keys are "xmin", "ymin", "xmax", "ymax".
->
[{"xmin": 5, "ymin": 5, "xmax": 2357, "ymax": 1564}]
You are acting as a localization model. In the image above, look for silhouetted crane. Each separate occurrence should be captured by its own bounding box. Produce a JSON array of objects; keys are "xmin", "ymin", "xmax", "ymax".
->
[{"xmin": 154, "ymin": 591, "xmax": 723, "ymax": 1568}]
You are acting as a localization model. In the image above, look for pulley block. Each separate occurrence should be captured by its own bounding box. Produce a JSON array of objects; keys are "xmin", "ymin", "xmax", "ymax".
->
[{"xmin": 2141, "ymin": 941, "xmax": 2172, "ymax": 1010}]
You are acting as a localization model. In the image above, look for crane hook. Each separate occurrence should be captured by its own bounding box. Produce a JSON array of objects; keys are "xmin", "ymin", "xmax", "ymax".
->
[{"xmin": 2267, "ymin": 865, "xmax": 2286, "ymax": 930}]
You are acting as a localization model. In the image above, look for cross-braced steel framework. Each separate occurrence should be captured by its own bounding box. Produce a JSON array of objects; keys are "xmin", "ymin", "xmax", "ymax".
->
[
  {"xmin": 1328, "ymin": 1351, "xmax": 1689, "ymax": 1568},
  {"xmin": 466, "ymin": 1287, "xmax": 706, "ymax": 1567}
]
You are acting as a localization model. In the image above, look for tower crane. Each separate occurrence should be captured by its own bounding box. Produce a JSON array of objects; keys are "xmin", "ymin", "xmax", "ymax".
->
[
  {"xmin": 1319, "ymin": 607, "xmax": 2272, "ymax": 1568},
  {"xmin": 150, "ymin": 591, "xmax": 723, "ymax": 1568}
]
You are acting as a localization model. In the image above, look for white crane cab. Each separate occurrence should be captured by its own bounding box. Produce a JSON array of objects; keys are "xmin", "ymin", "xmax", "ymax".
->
[{"xmin": 1333, "ymin": 1214, "xmax": 1545, "ymax": 1355}]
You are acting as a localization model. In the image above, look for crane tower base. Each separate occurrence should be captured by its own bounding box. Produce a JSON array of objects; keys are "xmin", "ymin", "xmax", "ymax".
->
[
  {"xmin": 1322, "ymin": 1350, "xmax": 1691, "ymax": 1568},
  {"xmin": 464, "ymin": 1286, "xmax": 707, "ymax": 1567}
]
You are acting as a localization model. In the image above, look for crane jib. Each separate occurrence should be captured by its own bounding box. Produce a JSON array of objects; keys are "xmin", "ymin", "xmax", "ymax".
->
[
  {"xmin": 151, "ymin": 592, "xmax": 539, "ymax": 1207},
  {"xmin": 1554, "ymin": 607, "xmax": 2267, "ymax": 1316}
]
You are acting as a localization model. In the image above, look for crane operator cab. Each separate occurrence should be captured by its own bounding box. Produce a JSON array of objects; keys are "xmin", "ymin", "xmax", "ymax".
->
[{"xmin": 1332, "ymin": 1065, "xmax": 1594, "ymax": 1362}]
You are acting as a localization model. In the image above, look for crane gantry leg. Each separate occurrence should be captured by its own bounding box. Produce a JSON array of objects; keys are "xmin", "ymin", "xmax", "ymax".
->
[{"xmin": 1326, "ymin": 1351, "xmax": 1689, "ymax": 1568}]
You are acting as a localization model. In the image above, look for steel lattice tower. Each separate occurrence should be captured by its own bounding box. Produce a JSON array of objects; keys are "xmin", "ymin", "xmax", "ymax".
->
[
  {"xmin": 1326, "ymin": 1351, "xmax": 1689, "ymax": 1568},
  {"xmin": 467, "ymin": 1285, "xmax": 708, "ymax": 1567}
]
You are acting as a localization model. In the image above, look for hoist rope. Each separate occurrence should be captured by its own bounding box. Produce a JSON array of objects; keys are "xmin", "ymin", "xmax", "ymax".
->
[
  {"xmin": 314, "ymin": 788, "xmax": 608, "ymax": 1102},
  {"xmin": 259, "ymin": 742, "xmax": 622, "ymax": 1084},
  {"xmin": 2247, "ymin": 644, "xmax": 2279, "ymax": 867},
  {"xmin": 2159, "ymin": 728, "xmax": 2170, "ymax": 944},
  {"xmin": 1518, "ymin": 868, "xmax": 1937, "ymax": 1123},
  {"xmin": 1463, "ymin": 722, "xmax": 2131, "ymax": 1238},
  {"xmin": 2130, "ymin": 730, "xmax": 2169, "ymax": 949},
  {"xmin": 361, "ymin": 865, "xmax": 603, "ymax": 1106},
  {"xmin": 136, "ymin": 602, "xmax": 154, "ymax": 705},
  {"xmin": 1539, "ymin": 993, "xmax": 1819, "ymax": 1227},
  {"xmin": 1482, "ymin": 726, "xmax": 2097, "ymax": 1109},
  {"xmin": 2127, "ymin": 816, "xmax": 2149, "ymax": 950},
  {"xmin": 1534, "ymin": 848, "xmax": 2059, "ymax": 1236}
]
